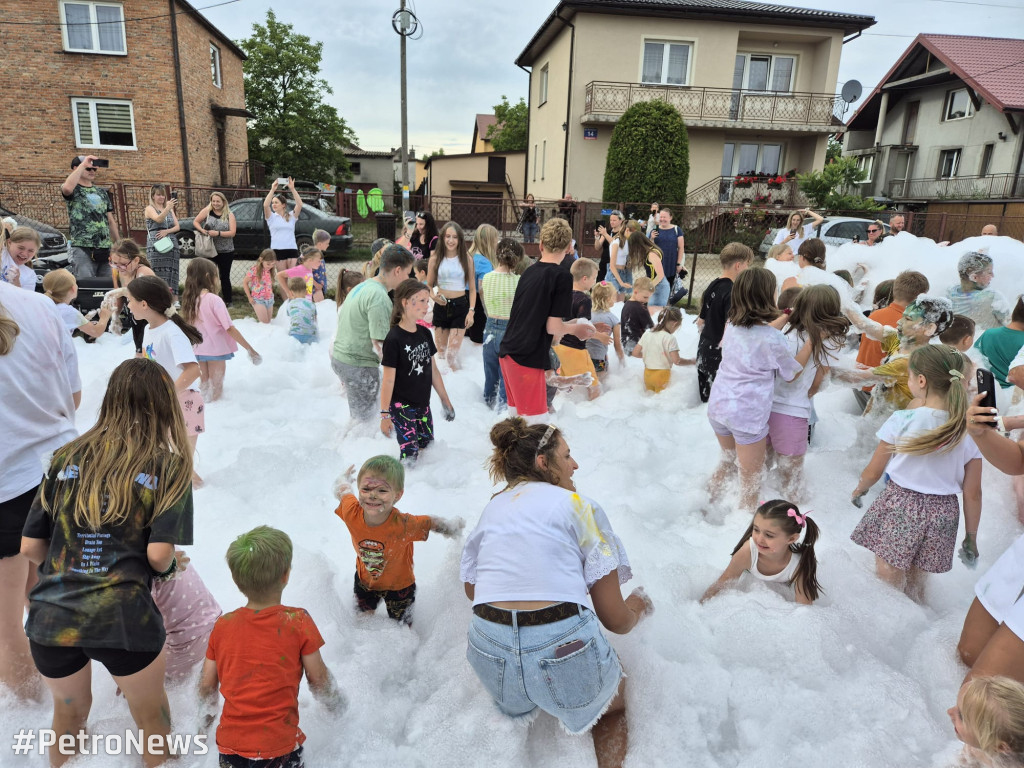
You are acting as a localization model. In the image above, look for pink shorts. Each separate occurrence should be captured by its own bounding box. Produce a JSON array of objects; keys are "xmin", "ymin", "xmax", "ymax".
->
[
  {"xmin": 177, "ymin": 389, "xmax": 206, "ymax": 436},
  {"xmin": 499, "ymin": 356, "xmax": 548, "ymax": 417},
  {"xmin": 767, "ymin": 412, "xmax": 809, "ymax": 457}
]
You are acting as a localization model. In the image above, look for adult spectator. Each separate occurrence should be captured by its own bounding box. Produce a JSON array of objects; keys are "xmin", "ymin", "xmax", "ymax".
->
[
  {"xmin": 518, "ymin": 194, "xmax": 539, "ymax": 244},
  {"xmin": 593, "ymin": 210, "xmax": 623, "ymax": 283},
  {"xmin": 982, "ymin": 224, "xmax": 999, "ymax": 237},
  {"xmin": 773, "ymin": 209, "xmax": 824, "ymax": 254},
  {"xmin": 556, "ymin": 193, "xmax": 577, "ymax": 230},
  {"xmin": 461, "ymin": 418, "xmax": 653, "ymax": 768},
  {"xmin": 61, "ymin": 155, "xmax": 119, "ymax": 279},
  {"xmin": 645, "ymin": 202, "xmax": 660, "ymax": 237},
  {"xmin": 193, "ymin": 192, "xmax": 237, "ymax": 304},
  {"xmin": 144, "ymin": 185, "xmax": 182, "ymax": 295},
  {"xmin": 650, "ymin": 208, "xmax": 686, "ymax": 301},
  {"xmin": 263, "ymin": 177, "xmax": 302, "ymax": 271},
  {"xmin": 857, "ymin": 220, "xmax": 884, "ymax": 246},
  {"xmin": 0, "ymin": 281, "xmax": 80, "ymax": 698},
  {"xmin": 888, "ymin": 214, "xmax": 906, "ymax": 235},
  {"xmin": 330, "ymin": 244, "xmax": 414, "ymax": 423}
]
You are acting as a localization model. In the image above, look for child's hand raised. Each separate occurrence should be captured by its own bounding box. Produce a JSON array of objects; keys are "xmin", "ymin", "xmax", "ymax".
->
[{"xmin": 332, "ymin": 466, "xmax": 356, "ymax": 501}]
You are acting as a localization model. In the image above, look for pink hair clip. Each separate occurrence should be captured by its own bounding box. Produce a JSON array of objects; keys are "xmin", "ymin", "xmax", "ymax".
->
[{"xmin": 787, "ymin": 508, "xmax": 807, "ymax": 527}]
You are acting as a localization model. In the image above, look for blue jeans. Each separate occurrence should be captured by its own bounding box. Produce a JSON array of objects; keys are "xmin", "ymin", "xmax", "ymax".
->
[
  {"xmin": 650, "ymin": 278, "xmax": 670, "ymax": 307},
  {"xmin": 522, "ymin": 222, "xmax": 539, "ymax": 243},
  {"xmin": 482, "ymin": 317, "xmax": 508, "ymax": 407},
  {"xmin": 466, "ymin": 605, "xmax": 622, "ymax": 734}
]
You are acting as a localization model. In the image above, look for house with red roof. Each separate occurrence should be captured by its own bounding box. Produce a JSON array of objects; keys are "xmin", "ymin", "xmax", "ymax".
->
[
  {"xmin": 843, "ymin": 34, "xmax": 1024, "ymax": 203},
  {"xmin": 472, "ymin": 114, "xmax": 499, "ymax": 153}
]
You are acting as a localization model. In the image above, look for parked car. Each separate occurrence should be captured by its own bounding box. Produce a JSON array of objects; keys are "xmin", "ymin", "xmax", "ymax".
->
[
  {"xmin": 177, "ymin": 197, "xmax": 353, "ymax": 258},
  {"xmin": 1, "ymin": 205, "xmax": 69, "ymax": 259},
  {"xmin": 759, "ymin": 216, "xmax": 890, "ymax": 255}
]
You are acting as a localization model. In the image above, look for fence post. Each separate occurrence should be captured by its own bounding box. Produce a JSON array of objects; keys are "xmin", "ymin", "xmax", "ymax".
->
[{"xmin": 938, "ymin": 212, "xmax": 948, "ymax": 243}]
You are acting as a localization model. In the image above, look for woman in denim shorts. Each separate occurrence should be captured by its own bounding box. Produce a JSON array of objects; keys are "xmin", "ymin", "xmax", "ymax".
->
[{"xmin": 460, "ymin": 418, "xmax": 654, "ymax": 768}]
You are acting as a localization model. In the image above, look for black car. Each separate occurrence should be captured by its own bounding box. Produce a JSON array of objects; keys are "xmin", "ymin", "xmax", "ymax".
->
[
  {"xmin": 177, "ymin": 197, "xmax": 353, "ymax": 258},
  {"xmin": 1, "ymin": 205, "xmax": 69, "ymax": 259}
]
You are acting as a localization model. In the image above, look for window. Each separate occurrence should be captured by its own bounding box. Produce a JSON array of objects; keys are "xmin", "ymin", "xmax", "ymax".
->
[
  {"xmin": 938, "ymin": 148, "xmax": 961, "ymax": 178},
  {"xmin": 60, "ymin": 2, "xmax": 126, "ymax": 55},
  {"xmin": 533, "ymin": 144, "xmax": 538, "ymax": 182},
  {"xmin": 642, "ymin": 40, "xmax": 692, "ymax": 86},
  {"xmin": 825, "ymin": 221, "xmax": 871, "ymax": 240},
  {"xmin": 902, "ymin": 102, "xmax": 919, "ymax": 144},
  {"xmin": 735, "ymin": 53, "xmax": 795, "ymax": 93},
  {"xmin": 539, "ymin": 65, "xmax": 549, "ymax": 106},
  {"xmin": 727, "ymin": 142, "xmax": 784, "ymax": 175},
  {"xmin": 349, "ymin": 162, "xmax": 361, "ymax": 176},
  {"xmin": 979, "ymin": 144, "xmax": 994, "ymax": 177},
  {"xmin": 855, "ymin": 154, "xmax": 874, "ymax": 183},
  {"xmin": 210, "ymin": 44, "xmax": 222, "ymax": 88},
  {"xmin": 541, "ymin": 140, "xmax": 546, "ymax": 180},
  {"xmin": 944, "ymin": 89, "xmax": 973, "ymax": 121},
  {"xmin": 71, "ymin": 98, "xmax": 136, "ymax": 149}
]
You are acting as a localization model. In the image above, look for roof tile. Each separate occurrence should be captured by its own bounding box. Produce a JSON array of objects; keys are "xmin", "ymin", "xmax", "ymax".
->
[{"xmin": 919, "ymin": 34, "xmax": 1024, "ymax": 110}]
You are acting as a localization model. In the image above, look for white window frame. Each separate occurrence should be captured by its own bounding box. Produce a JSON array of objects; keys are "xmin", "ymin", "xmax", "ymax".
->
[
  {"xmin": 639, "ymin": 38, "xmax": 695, "ymax": 87},
  {"xmin": 855, "ymin": 154, "xmax": 874, "ymax": 183},
  {"xmin": 538, "ymin": 65, "xmax": 549, "ymax": 106},
  {"xmin": 541, "ymin": 140, "xmax": 546, "ymax": 180},
  {"xmin": 59, "ymin": 1, "xmax": 126, "ymax": 55},
  {"xmin": 532, "ymin": 144, "xmax": 538, "ymax": 182},
  {"xmin": 735, "ymin": 52, "xmax": 797, "ymax": 93},
  {"xmin": 938, "ymin": 148, "xmax": 961, "ymax": 179},
  {"xmin": 71, "ymin": 98, "xmax": 137, "ymax": 150},
  {"xmin": 210, "ymin": 43, "xmax": 222, "ymax": 88},
  {"xmin": 725, "ymin": 141, "xmax": 785, "ymax": 176},
  {"xmin": 944, "ymin": 88, "xmax": 974, "ymax": 122}
]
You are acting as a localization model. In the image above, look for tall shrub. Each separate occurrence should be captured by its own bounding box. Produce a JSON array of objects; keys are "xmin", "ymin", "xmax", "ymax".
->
[{"xmin": 602, "ymin": 100, "xmax": 689, "ymax": 204}]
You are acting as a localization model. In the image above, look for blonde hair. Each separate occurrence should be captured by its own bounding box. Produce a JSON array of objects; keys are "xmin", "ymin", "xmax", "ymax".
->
[
  {"xmin": 591, "ymin": 282, "xmax": 616, "ymax": 312},
  {"xmin": 43, "ymin": 359, "xmax": 192, "ymax": 530},
  {"xmin": 209, "ymin": 191, "xmax": 231, "ymax": 217},
  {"xmin": 7, "ymin": 226, "xmax": 41, "ymax": 249},
  {"xmin": 0, "ymin": 300, "xmax": 20, "ymax": 356},
  {"xmin": 42, "ymin": 269, "xmax": 77, "ymax": 304},
  {"xmin": 540, "ymin": 218, "xmax": 573, "ymax": 253},
  {"xmin": 632, "ymin": 276, "xmax": 655, "ymax": 294},
  {"xmin": 960, "ymin": 676, "xmax": 1024, "ymax": 760},
  {"xmin": 227, "ymin": 526, "xmax": 292, "ymax": 601},
  {"xmin": 786, "ymin": 211, "xmax": 805, "ymax": 238},
  {"xmin": 470, "ymin": 223, "xmax": 499, "ymax": 267},
  {"xmin": 254, "ymin": 248, "xmax": 277, "ymax": 283},
  {"xmin": 896, "ymin": 345, "xmax": 969, "ymax": 455},
  {"xmin": 570, "ymin": 258, "xmax": 597, "ymax": 280},
  {"xmin": 767, "ymin": 243, "xmax": 792, "ymax": 261},
  {"xmin": 615, "ymin": 219, "xmax": 640, "ymax": 248}
]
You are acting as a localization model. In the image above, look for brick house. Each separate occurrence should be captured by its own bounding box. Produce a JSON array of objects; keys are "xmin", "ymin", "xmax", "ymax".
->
[{"xmin": 1, "ymin": 0, "xmax": 248, "ymax": 187}]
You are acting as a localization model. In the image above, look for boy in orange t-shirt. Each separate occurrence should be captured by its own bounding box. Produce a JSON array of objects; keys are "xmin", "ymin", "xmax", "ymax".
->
[
  {"xmin": 200, "ymin": 526, "xmax": 344, "ymax": 768},
  {"xmin": 334, "ymin": 455, "xmax": 464, "ymax": 624}
]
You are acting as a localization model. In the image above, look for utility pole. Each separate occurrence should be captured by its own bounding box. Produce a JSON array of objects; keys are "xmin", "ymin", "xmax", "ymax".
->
[{"xmin": 394, "ymin": 2, "xmax": 417, "ymax": 209}]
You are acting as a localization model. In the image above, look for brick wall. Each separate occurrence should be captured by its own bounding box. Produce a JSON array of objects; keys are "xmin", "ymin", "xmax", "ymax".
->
[{"xmin": 0, "ymin": 0, "xmax": 247, "ymax": 186}]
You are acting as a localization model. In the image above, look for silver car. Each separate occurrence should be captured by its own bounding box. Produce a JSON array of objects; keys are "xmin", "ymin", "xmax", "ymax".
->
[{"xmin": 759, "ymin": 216, "xmax": 890, "ymax": 254}]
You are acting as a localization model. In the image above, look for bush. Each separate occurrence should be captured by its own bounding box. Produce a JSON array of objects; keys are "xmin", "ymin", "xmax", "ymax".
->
[
  {"xmin": 603, "ymin": 101, "xmax": 689, "ymax": 204},
  {"xmin": 797, "ymin": 157, "xmax": 883, "ymax": 213}
]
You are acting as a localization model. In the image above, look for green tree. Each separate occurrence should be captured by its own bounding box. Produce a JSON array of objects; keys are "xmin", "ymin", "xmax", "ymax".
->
[
  {"xmin": 797, "ymin": 156, "xmax": 882, "ymax": 212},
  {"xmin": 602, "ymin": 101, "xmax": 689, "ymax": 204},
  {"xmin": 420, "ymin": 148, "xmax": 445, "ymax": 162},
  {"xmin": 486, "ymin": 96, "xmax": 528, "ymax": 152},
  {"xmin": 239, "ymin": 10, "xmax": 354, "ymax": 183},
  {"xmin": 826, "ymin": 134, "xmax": 843, "ymax": 163}
]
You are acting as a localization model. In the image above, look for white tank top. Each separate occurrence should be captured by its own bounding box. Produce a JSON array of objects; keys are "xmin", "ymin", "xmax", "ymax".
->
[
  {"xmin": 747, "ymin": 538, "xmax": 799, "ymax": 584},
  {"xmin": 437, "ymin": 255, "xmax": 466, "ymax": 291},
  {"xmin": 614, "ymin": 240, "xmax": 630, "ymax": 267},
  {"xmin": 268, "ymin": 211, "xmax": 298, "ymax": 250}
]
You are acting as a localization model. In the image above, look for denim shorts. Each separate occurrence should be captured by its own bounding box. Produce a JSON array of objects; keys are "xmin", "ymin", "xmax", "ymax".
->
[
  {"xmin": 466, "ymin": 605, "xmax": 622, "ymax": 735},
  {"xmin": 196, "ymin": 352, "xmax": 235, "ymax": 362},
  {"xmin": 252, "ymin": 298, "xmax": 274, "ymax": 309},
  {"xmin": 650, "ymin": 279, "xmax": 670, "ymax": 307}
]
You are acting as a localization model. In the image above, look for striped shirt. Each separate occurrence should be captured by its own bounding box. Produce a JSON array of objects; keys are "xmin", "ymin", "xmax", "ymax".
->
[{"xmin": 481, "ymin": 271, "xmax": 519, "ymax": 320}]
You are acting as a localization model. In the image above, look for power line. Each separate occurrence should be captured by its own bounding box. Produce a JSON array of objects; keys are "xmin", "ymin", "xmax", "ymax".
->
[
  {"xmin": 919, "ymin": 0, "xmax": 1024, "ymax": 8},
  {"xmin": 6, "ymin": 0, "xmax": 242, "ymax": 26}
]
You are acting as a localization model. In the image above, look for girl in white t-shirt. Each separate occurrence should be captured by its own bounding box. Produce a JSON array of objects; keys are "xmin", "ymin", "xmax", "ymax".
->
[
  {"xmin": 42, "ymin": 268, "xmax": 111, "ymax": 339},
  {"xmin": 850, "ymin": 344, "xmax": 983, "ymax": 600},
  {"xmin": 126, "ymin": 275, "xmax": 206, "ymax": 486},
  {"xmin": 631, "ymin": 307, "xmax": 693, "ymax": 393},
  {"xmin": 262, "ymin": 177, "xmax": 302, "ymax": 271},
  {"xmin": 702, "ymin": 499, "xmax": 821, "ymax": 605}
]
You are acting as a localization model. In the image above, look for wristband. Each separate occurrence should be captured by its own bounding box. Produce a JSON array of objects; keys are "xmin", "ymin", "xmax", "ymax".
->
[
  {"xmin": 380, "ymin": 411, "xmax": 392, "ymax": 419},
  {"xmin": 153, "ymin": 556, "xmax": 177, "ymax": 581}
]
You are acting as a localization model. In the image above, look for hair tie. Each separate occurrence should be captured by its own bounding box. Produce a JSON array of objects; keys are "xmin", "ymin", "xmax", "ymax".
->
[
  {"xmin": 164, "ymin": 306, "xmax": 176, "ymax": 319},
  {"xmin": 787, "ymin": 508, "xmax": 807, "ymax": 527},
  {"xmin": 949, "ymin": 368, "xmax": 964, "ymax": 383}
]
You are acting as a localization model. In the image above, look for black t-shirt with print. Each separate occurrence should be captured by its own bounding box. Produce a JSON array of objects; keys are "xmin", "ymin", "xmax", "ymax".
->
[
  {"xmin": 382, "ymin": 325, "xmax": 438, "ymax": 407},
  {"xmin": 560, "ymin": 290, "xmax": 592, "ymax": 351},
  {"xmin": 500, "ymin": 260, "xmax": 573, "ymax": 369},
  {"xmin": 23, "ymin": 452, "xmax": 194, "ymax": 652},
  {"xmin": 620, "ymin": 299, "xmax": 654, "ymax": 346},
  {"xmin": 699, "ymin": 277, "xmax": 733, "ymax": 347}
]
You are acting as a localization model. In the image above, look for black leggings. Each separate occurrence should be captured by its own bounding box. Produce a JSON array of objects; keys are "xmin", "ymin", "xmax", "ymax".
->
[{"xmin": 212, "ymin": 251, "xmax": 234, "ymax": 303}]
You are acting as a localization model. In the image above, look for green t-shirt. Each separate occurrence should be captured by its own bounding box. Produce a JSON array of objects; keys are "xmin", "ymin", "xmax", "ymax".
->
[
  {"xmin": 975, "ymin": 326, "xmax": 1024, "ymax": 388},
  {"xmin": 63, "ymin": 184, "xmax": 114, "ymax": 249},
  {"xmin": 332, "ymin": 278, "xmax": 393, "ymax": 367}
]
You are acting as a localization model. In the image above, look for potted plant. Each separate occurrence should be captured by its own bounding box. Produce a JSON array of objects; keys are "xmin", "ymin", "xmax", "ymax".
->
[
  {"xmin": 766, "ymin": 174, "xmax": 786, "ymax": 189},
  {"xmin": 734, "ymin": 173, "xmax": 754, "ymax": 189}
]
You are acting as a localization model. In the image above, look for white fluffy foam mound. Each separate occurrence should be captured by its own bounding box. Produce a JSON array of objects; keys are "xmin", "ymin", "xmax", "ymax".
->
[{"xmin": 3, "ymin": 238, "xmax": 1024, "ymax": 766}]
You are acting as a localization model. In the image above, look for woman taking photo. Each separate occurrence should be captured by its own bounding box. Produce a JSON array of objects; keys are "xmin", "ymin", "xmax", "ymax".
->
[
  {"xmin": 593, "ymin": 210, "xmax": 623, "ymax": 284},
  {"xmin": 409, "ymin": 211, "xmax": 439, "ymax": 262},
  {"xmin": 144, "ymin": 185, "xmax": 181, "ymax": 294},
  {"xmin": 773, "ymin": 209, "xmax": 823, "ymax": 255},
  {"xmin": 426, "ymin": 221, "xmax": 475, "ymax": 370},
  {"xmin": 263, "ymin": 177, "xmax": 302, "ymax": 271},
  {"xmin": 461, "ymin": 418, "xmax": 652, "ymax": 768},
  {"xmin": 193, "ymin": 192, "xmax": 237, "ymax": 304}
]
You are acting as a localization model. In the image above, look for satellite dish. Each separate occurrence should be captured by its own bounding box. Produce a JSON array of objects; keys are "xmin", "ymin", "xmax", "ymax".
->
[{"xmin": 841, "ymin": 80, "xmax": 863, "ymax": 104}]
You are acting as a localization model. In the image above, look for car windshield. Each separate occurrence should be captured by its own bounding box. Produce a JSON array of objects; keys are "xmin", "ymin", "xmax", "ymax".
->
[{"xmin": 290, "ymin": 204, "xmax": 328, "ymax": 219}]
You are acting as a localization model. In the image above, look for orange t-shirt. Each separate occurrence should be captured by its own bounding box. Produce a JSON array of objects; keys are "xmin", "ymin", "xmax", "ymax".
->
[
  {"xmin": 206, "ymin": 605, "xmax": 324, "ymax": 760},
  {"xmin": 856, "ymin": 302, "xmax": 905, "ymax": 389},
  {"xmin": 335, "ymin": 495, "xmax": 431, "ymax": 591}
]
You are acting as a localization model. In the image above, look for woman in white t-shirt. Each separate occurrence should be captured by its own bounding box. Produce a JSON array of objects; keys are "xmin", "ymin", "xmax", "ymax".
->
[
  {"xmin": 0, "ymin": 281, "xmax": 80, "ymax": 698},
  {"xmin": 461, "ymin": 418, "xmax": 653, "ymax": 768},
  {"xmin": 263, "ymin": 177, "xmax": 303, "ymax": 271},
  {"xmin": 773, "ymin": 209, "xmax": 823, "ymax": 255}
]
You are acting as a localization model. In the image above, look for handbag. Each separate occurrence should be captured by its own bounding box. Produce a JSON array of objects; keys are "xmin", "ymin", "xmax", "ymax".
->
[
  {"xmin": 153, "ymin": 236, "xmax": 174, "ymax": 253},
  {"xmin": 194, "ymin": 230, "xmax": 217, "ymax": 258}
]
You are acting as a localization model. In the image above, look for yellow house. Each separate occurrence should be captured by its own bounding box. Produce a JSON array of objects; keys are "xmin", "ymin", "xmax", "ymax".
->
[
  {"xmin": 472, "ymin": 114, "xmax": 498, "ymax": 153},
  {"xmin": 515, "ymin": 0, "xmax": 876, "ymax": 202}
]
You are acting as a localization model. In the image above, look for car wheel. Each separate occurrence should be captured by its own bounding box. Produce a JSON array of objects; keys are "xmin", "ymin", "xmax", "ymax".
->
[
  {"xmin": 178, "ymin": 233, "xmax": 196, "ymax": 257},
  {"xmin": 296, "ymin": 235, "xmax": 313, "ymax": 251}
]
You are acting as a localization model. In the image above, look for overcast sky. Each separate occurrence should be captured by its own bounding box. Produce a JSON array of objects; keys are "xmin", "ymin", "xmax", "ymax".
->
[{"xmin": 199, "ymin": 0, "xmax": 1024, "ymax": 157}]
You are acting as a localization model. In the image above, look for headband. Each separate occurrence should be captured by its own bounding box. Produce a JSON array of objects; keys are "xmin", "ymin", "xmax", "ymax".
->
[{"xmin": 536, "ymin": 424, "xmax": 556, "ymax": 456}]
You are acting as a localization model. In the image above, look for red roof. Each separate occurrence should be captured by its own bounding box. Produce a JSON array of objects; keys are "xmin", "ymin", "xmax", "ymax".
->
[{"xmin": 920, "ymin": 34, "xmax": 1024, "ymax": 111}]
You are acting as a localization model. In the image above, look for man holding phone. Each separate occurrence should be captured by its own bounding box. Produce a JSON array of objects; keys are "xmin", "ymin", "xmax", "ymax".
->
[{"xmin": 61, "ymin": 155, "xmax": 119, "ymax": 279}]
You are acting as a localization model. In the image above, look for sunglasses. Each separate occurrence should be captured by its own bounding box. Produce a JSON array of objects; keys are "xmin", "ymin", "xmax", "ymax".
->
[{"xmin": 867, "ymin": 228, "xmax": 880, "ymax": 233}]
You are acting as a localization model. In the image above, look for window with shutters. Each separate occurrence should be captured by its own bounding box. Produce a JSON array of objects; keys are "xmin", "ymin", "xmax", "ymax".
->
[
  {"xmin": 641, "ymin": 40, "xmax": 693, "ymax": 86},
  {"xmin": 71, "ymin": 98, "xmax": 136, "ymax": 149},
  {"xmin": 60, "ymin": 2, "xmax": 126, "ymax": 55}
]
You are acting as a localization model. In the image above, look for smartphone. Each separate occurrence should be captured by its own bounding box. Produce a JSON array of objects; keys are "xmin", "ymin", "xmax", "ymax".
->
[
  {"xmin": 170, "ymin": 192, "xmax": 178, "ymax": 200},
  {"xmin": 789, "ymin": 228, "xmax": 797, "ymax": 236},
  {"xmin": 276, "ymin": 177, "xmax": 288, "ymax": 186},
  {"xmin": 554, "ymin": 639, "xmax": 585, "ymax": 659},
  {"xmin": 91, "ymin": 158, "xmax": 109, "ymax": 168},
  {"xmin": 595, "ymin": 220, "xmax": 604, "ymax": 230},
  {"xmin": 977, "ymin": 369, "xmax": 998, "ymax": 426}
]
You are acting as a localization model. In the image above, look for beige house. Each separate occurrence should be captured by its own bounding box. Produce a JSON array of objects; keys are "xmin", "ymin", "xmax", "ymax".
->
[
  {"xmin": 515, "ymin": 0, "xmax": 875, "ymax": 202},
  {"xmin": 425, "ymin": 150, "xmax": 526, "ymax": 230}
]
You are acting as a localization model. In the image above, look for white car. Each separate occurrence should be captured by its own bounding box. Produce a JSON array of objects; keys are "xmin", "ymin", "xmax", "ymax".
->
[{"xmin": 759, "ymin": 216, "xmax": 890, "ymax": 255}]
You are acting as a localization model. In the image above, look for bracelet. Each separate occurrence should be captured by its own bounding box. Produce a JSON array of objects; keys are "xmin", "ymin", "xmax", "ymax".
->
[
  {"xmin": 380, "ymin": 411, "xmax": 392, "ymax": 419},
  {"xmin": 153, "ymin": 556, "xmax": 177, "ymax": 581}
]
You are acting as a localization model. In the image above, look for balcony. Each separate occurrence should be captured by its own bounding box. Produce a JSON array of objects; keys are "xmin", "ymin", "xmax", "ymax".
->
[
  {"xmin": 888, "ymin": 174, "xmax": 1024, "ymax": 201},
  {"xmin": 583, "ymin": 81, "xmax": 844, "ymax": 130}
]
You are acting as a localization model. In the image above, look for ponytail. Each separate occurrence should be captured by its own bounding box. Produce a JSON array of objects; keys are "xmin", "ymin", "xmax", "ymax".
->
[
  {"xmin": 126, "ymin": 275, "xmax": 203, "ymax": 346},
  {"xmin": 0, "ymin": 301, "xmax": 20, "ymax": 356},
  {"xmin": 896, "ymin": 345, "xmax": 969, "ymax": 455}
]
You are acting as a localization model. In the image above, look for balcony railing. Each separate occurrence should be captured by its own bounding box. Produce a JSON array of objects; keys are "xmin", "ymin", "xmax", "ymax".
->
[
  {"xmin": 583, "ymin": 81, "xmax": 844, "ymax": 126},
  {"xmin": 888, "ymin": 173, "xmax": 1024, "ymax": 200}
]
